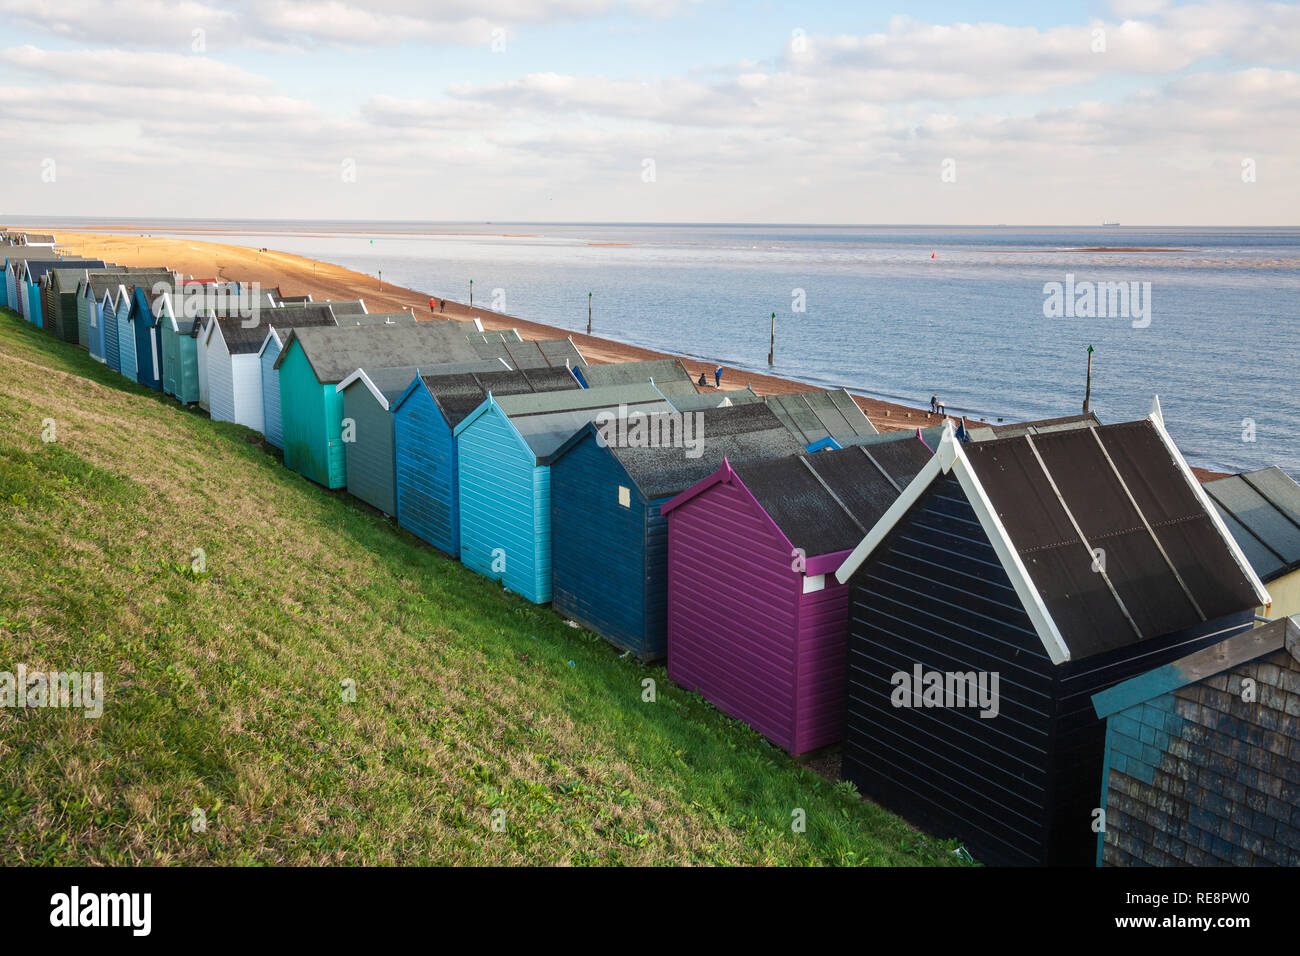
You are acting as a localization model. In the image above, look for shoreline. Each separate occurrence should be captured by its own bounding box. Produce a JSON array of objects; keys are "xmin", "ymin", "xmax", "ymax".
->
[{"xmin": 42, "ymin": 229, "xmax": 1231, "ymax": 479}]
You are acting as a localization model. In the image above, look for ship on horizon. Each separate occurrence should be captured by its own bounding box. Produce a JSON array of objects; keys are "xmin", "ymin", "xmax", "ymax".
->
[{"xmin": 1102, "ymin": 221, "xmax": 1121, "ymax": 226}]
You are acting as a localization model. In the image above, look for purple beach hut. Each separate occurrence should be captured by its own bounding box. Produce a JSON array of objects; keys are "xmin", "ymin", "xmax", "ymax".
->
[{"xmin": 661, "ymin": 433, "xmax": 933, "ymax": 754}]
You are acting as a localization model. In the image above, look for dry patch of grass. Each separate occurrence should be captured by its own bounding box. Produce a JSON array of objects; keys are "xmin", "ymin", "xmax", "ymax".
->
[{"xmin": 0, "ymin": 311, "xmax": 964, "ymax": 866}]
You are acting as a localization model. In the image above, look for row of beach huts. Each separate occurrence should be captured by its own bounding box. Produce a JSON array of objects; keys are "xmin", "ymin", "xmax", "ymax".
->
[{"xmin": 4, "ymin": 231, "xmax": 1299, "ymax": 867}]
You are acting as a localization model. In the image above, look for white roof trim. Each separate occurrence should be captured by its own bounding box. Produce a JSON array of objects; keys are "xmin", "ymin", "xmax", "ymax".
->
[
  {"xmin": 835, "ymin": 421, "xmax": 1073, "ymax": 665},
  {"xmin": 335, "ymin": 368, "xmax": 391, "ymax": 409},
  {"xmin": 1145, "ymin": 403, "xmax": 1272, "ymax": 610}
]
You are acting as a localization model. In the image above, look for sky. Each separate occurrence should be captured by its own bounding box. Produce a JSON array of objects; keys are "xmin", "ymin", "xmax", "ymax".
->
[{"xmin": 0, "ymin": 0, "xmax": 1296, "ymax": 224}]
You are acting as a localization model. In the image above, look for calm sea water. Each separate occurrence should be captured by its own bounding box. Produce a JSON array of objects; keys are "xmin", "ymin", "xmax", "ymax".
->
[{"xmin": 25, "ymin": 219, "xmax": 1300, "ymax": 476}]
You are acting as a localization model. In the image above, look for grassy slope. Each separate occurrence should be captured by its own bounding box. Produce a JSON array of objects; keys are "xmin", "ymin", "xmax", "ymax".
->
[{"xmin": 0, "ymin": 310, "xmax": 962, "ymax": 866}]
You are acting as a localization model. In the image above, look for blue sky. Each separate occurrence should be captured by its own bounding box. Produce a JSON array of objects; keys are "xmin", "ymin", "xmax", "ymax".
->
[{"xmin": 0, "ymin": 0, "xmax": 1296, "ymax": 223}]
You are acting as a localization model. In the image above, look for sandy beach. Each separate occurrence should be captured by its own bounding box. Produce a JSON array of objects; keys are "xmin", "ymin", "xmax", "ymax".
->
[{"xmin": 40, "ymin": 229, "xmax": 1229, "ymax": 478}]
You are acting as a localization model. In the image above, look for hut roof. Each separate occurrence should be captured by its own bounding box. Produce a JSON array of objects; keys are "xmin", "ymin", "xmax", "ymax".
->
[
  {"xmin": 211, "ymin": 303, "xmax": 338, "ymax": 354},
  {"xmin": 837, "ymin": 412, "xmax": 1270, "ymax": 663},
  {"xmin": 563, "ymin": 403, "xmax": 806, "ymax": 500},
  {"xmin": 964, "ymin": 412, "xmax": 1101, "ymax": 442},
  {"xmin": 274, "ymin": 323, "xmax": 483, "ymax": 383},
  {"xmin": 338, "ymin": 360, "xmax": 518, "ymax": 409},
  {"xmin": 731, "ymin": 438, "xmax": 934, "ymax": 557},
  {"xmin": 1204, "ymin": 466, "xmax": 1300, "ymax": 583},
  {"xmin": 579, "ymin": 358, "xmax": 697, "ymax": 396},
  {"xmin": 471, "ymin": 337, "xmax": 585, "ymax": 368},
  {"xmin": 470, "ymin": 384, "xmax": 672, "ymax": 460},
  {"xmin": 335, "ymin": 311, "xmax": 415, "ymax": 326},
  {"xmin": 760, "ymin": 390, "xmax": 878, "ymax": 445},
  {"xmin": 395, "ymin": 365, "xmax": 582, "ymax": 426}
]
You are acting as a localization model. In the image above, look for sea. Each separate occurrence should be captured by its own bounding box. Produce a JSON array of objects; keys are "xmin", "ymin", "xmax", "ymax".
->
[{"xmin": 18, "ymin": 219, "xmax": 1300, "ymax": 477}]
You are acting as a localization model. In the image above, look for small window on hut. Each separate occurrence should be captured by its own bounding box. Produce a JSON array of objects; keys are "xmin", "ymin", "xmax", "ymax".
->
[{"xmin": 617, "ymin": 485, "xmax": 631, "ymax": 508}]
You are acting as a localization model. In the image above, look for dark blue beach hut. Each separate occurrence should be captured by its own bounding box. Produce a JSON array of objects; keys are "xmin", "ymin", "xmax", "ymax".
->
[{"xmin": 545, "ymin": 403, "xmax": 806, "ymax": 659}]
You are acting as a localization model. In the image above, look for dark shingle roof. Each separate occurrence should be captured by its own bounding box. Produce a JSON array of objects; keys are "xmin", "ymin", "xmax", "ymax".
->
[
  {"xmin": 212, "ymin": 303, "xmax": 338, "ymax": 353},
  {"xmin": 596, "ymin": 403, "xmax": 807, "ymax": 500},
  {"xmin": 733, "ymin": 436, "xmax": 932, "ymax": 556},
  {"xmin": 413, "ymin": 366, "xmax": 582, "ymax": 427},
  {"xmin": 275, "ymin": 323, "xmax": 484, "ymax": 383},
  {"xmin": 1204, "ymin": 467, "xmax": 1300, "ymax": 583},
  {"xmin": 964, "ymin": 419, "xmax": 1262, "ymax": 658},
  {"xmin": 761, "ymin": 390, "xmax": 878, "ymax": 444}
]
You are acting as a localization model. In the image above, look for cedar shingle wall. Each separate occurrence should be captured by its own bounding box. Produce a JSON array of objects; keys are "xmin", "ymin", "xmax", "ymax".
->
[{"xmin": 1101, "ymin": 648, "xmax": 1300, "ymax": 866}]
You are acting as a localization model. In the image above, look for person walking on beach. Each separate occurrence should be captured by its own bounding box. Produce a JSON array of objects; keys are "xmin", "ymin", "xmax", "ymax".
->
[
  {"xmin": 440, "ymin": 299, "xmax": 446, "ymax": 313},
  {"xmin": 930, "ymin": 394, "xmax": 938, "ymax": 414},
  {"xmin": 697, "ymin": 372, "xmax": 708, "ymax": 387},
  {"xmin": 429, "ymin": 297, "xmax": 437, "ymax": 313},
  {"xmin": 714, "ymin": 366, "xmax": 723, "ymax": 389}
]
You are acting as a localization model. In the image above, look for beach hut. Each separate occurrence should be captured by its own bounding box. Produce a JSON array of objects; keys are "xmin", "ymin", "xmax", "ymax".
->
[
  {"xmin": 258, "ymin": 326, "xmax": 298, "ymax": 449},
  {"xmin": 339, "ymin": 361, "xmax": 539, "ymax": 517},
  {"xmin": 1091, "ymin": 615, "xmax": 1300, "ymax": 866},
  {"xmin": 255, "ymin": 306, "xmax": 403, "ymax": 450},
  {"xmin": 128, "ymin": 284, "xmax": 173, "ymax": 391},
  {"xmin": 81, "ymin": 277, "xmax": 126, "ymax": 365},
  {"xmin": 159, "ymin": 283, "xmax": 209, "ymax": 403},
  {"xmin": 455, "ymin": 384, "xmax": 673, "ymax": 603},
  {"xmin": 205, "ymin": 304, "xmax": 336, "ymax": 433},
  {"xmin": 192, "ymin": 286, "xmax": 278, "ymax": 410},
  {"xmin": 17, "ymin": 260, "xmax": 64, "ymax": 327},
  {"xmin": 390, "ymin": 365, "xmax": 582, "ymax": 552},
  {"xmin": 546, "ymin": 404, "xmax": 806, "ymax": 660},
  {"xmin": 659, "ymin": 435, "xmax": 933, "ymax": 752},
  {"xmin": 112, "ymin": 270, "xmax": 176, "ymax": 382},
  {"xmin": 1204, "ymin": 466, "xmax": 1300, "ymax": 619},
  {"xmin": 275, "ymin": 323, "xmax": 485, "ymax": 488},
  {"xmin": 45, "ymin": 268, "xmax": 93, "ymax": 343},
  {"xmin": 101, "ymin": 283, "xmax": 134, "ymax": 372},
  {"xmin": 831, "ymin": 408, "xmax": 1270, "ymax": 866}
]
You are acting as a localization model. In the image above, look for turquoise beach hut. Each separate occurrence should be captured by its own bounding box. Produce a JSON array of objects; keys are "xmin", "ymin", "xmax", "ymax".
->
[
  {"xmin": 390, "ymin": 365, "xmax": 582, "ymax": 554},
  {"xmin": 275, "ymin": 323, "xmax": 485, "ymax": 488}
]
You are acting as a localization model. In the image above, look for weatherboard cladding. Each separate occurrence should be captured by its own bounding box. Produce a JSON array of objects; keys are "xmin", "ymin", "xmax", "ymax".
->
[
  {"xmin": 130, "ymin": 287, "xmax": 164, "ymax": 390},
  {"xmin": 662, "ymin": 439, "xmax": 929, "ymax": 754},
  {"xmin": 455, "ymin": 385, "xmax": 670, "ymax": 603},
  {"xmin": 1205, "ymin": 467, "xmax": 1300, "ymax": 582},
  {"xmin": 1093, "ymin": 617, "xmax": 1300, "ymax": 867},
  {"xmin": 341, "ymin": 382, "xmax": 399, "ymax": 514},
  {"xmin": 259, "ymin": 332, "xmax": 289, "ymax": 449},
  {"xmin": 391, "ymin": 366, "xmax": 581, "ymax": 556},
  {"xmin": 548, "ymin": 404, "xmax": 807, "ymax": 659},
  {"xmin": 838, "ymin": 423, "xmax": 1260, "ymax": 865}
]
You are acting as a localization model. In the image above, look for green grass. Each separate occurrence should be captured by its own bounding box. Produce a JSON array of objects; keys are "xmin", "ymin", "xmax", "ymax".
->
[{"xmin": 0, "ymin": 309, "xmax": 965, "ymax": 865}]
